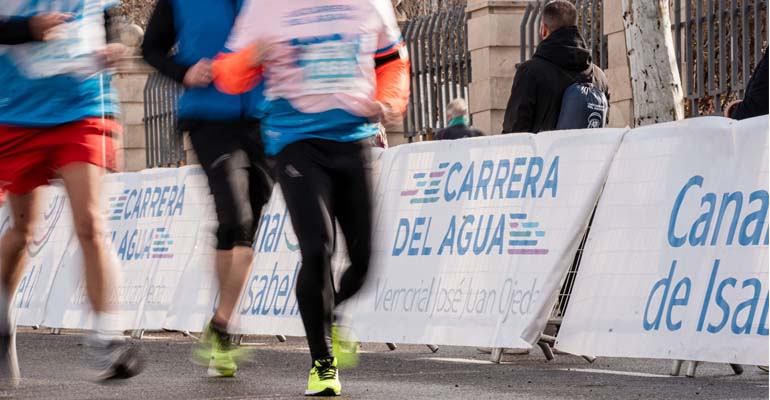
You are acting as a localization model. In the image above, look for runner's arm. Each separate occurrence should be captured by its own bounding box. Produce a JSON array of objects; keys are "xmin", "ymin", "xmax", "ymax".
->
[
  {"xmin": 104, "ymin": 8, "xmax": 120, "ymax": 44},
  {"xmin": 374, "ymin": 42, "xmax": 410, "ymax": 114},
  {"xmin": 0, "ymin": 11, "xmax": 117, "ymax": 45},
  {"xmin": 141, "ymin": 0, "xmax": 189, "ymax": 83},
  {"xmin": 210, "ymin": 0, "xmax": 264, "ymax": 94},
  {"xmin": 373, "ymin": 1, "xmax": 410, "ymax": 115},
  {"xmin": 0, "ymin": 17, "xmax": 37, "ymax": 44}
]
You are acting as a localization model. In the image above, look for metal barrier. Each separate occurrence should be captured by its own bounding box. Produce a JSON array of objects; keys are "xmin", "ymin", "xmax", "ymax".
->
[
  {"xmin": 672, "ymin": 0, "xmax": 768, "ymax": 117},
  {"xmin": 401, "ymin": 6, "xmax": 471, "ymax": 141},
  {"xmin": 143, "ymin": 73, "xmax": 185, "ymax": 168},
  {"xmin": 519, "ymin": 0, "xmax": 765, "ymax": 333},
  {"xmin": 520, "ymin": 0, "xmax": 608, "ymax": 70}
]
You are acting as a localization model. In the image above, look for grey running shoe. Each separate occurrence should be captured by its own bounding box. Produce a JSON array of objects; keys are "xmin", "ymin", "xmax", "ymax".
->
[{"xmin": 89, "ymin": 337, "xmax": 144, "ymax": 381}]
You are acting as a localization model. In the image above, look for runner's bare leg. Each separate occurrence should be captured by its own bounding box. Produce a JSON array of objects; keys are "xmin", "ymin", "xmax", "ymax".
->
[
  {"xmin": 58, "ymin": 162, "xmax": 112, "ymax": 313},
  {"xmin": 57, "ymin": 161, "xmax": 144, "ymax": 379},
  {"xmin": 0, "ymin": 190, "xmax": 41, "ymax": 385},
  {"xmin": 0, "ymin": 190, "xmax": 40, "ymax": 302},
  {"xmin": 214, "ymin": 246, "xmax": 252, "ymax": 325}
]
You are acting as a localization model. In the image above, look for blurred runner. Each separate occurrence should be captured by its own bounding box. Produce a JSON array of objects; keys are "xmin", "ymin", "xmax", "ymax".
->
[
  {"xmin": 211, "ymin": 0, "xmax": 410, "ymax": 395},
  {"xmin": 141, "ymin": 0, "xmax": 273, "ymax": 378},
  {"xmin": 0, "ymin": 1, "xmax": 143, "ymax": 386}
]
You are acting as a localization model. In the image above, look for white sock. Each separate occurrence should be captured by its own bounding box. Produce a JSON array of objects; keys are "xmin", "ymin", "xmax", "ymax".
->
[{"xmin": 92, "ymin": 311, "xmax": 123, "ymax": 344}]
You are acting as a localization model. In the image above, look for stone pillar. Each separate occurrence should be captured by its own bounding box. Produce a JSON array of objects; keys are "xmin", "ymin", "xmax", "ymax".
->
[
  {"xmin": 467, "ymin": 0, "xmax": 531, "ymax": 135},
  {"xmin": 112, "ymin": 24, "xmax": 153, "ymax": 172},
  {"xmin": 604, "ymin": 0, "xmax": 633, "ymax": 128}
]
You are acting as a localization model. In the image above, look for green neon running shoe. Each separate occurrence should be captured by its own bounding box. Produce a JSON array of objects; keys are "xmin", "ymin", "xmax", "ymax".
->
[
  {"xmin": 331, "ymin": 324, "xmax": 359, "ymax": 369},
  {"xmin": 193, "ymin": 323, "xmax": 251, "ymax": 377},
  {"xmin": 305, "ymin": 357, "xmax": 341, "ymax": 396}
]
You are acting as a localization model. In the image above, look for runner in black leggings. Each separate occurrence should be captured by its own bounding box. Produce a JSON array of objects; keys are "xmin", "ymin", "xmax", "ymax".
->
[
  {"xmin": 142, "ymin": 0, "xmax": 273, "ymax": 378},
  {"xmin": 275, "ymin": 138, "xmax": 373, "ymax": 361},
  {"xmin": 211, "ymin": 0, "xmax": 410, "ymax": 394}
]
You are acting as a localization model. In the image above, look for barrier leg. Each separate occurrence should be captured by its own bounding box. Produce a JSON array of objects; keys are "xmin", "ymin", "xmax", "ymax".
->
[
  {"xmin": 729, "ymin": 364, "xmax": 743, "ymax": 375},
  {"xmin": 386, "ymin": 343, "xmax": 397, "ymax": 351},
  {"xmin": 670, "ymin": 360, "xmax": 684, "ymax": 376},
  {"xmin": 490, "ymin": 348, "xmax": 504, "ymax": 364},
  {"xmin": 232, "ymin": 335, "xmax": 243, "ymax": 345},
  {"xmin": 685, "ymin": 361, "xmax": 699, "ymax": 378},
  {"xmin": 758, "ymin": 366, "xmax": 769, "ymax": 373},
  {"xmin": 181, "ymin": 330, "xmax": 193, "ymax": 338},
  {"xmin": 276, "ymin": 335, "xmax": 286, "ymax": 343},
  {"xmin": 426, "ymin": 345, "xmax": 439, "ymax": 353},
  {"xmin": 51, "ymin": 328, "xmax": 61, "ymax": 335},
  {"xmin": 130, "ymin": 329, "xmax": 144, "ymax": 339},
  {"xmin": 581, "ymin": 355, "xmax": 596, "ymax": 364},
  {"xmin": 537, "ymin": 341, "xmax": 554, "ymax": 361},
  {"xmin": 537, "ymin": 334, "xmax": 556, "ymax": 361}
]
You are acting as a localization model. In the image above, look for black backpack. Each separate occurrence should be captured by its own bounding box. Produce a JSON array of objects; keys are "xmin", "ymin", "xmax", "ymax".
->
[{"xmin": 552, "ymin": 65, "xmax": 608, "ymax": 130}]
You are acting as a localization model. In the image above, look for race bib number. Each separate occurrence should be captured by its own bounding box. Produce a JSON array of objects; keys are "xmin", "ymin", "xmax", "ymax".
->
[{"xmin": 293, "ymin": 35, "xmax": 364, "ymax": 95}]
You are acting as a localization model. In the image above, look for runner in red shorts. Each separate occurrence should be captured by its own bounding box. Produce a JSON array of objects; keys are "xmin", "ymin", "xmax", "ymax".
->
[{"xmin": 0, "ymin": 1, "xmax": 143, "ymax": 386}]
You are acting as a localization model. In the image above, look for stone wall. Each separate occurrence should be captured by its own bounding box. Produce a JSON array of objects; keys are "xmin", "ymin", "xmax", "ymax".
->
[
  {"xmin": 603, "ymin": 0, "xmax": 633, "ymax": 128},
  {"xmin": 466, "ymin": 0, "xmax": 531, "ymax": 135}
]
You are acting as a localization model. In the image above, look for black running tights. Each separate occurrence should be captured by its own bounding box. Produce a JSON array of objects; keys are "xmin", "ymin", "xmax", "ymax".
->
[{"xmin": 275, "ymin": 138, "xmax": 373, "ymax": 361}]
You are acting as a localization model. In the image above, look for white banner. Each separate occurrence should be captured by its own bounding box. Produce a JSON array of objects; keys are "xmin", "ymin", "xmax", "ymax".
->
[
  {"xmin": 2, "ymin": 118, "xmax": 764, "ymax": 366},
  {"xmin": 229, "ymin": 189, "xmax": 306, "ymax": 336},
  {"xmin": 346, "ymin": 129, "xmax": 627, "ymax": 349},
  {"xmin": 556, "ymin": 117, "xmax": 769, "ymax": 366},
  {"xmin": 228, "ymin": 149, "xmax": 387, "ymax": 336},
  {"xmin": 0, "ymin": 186, "xmax": 73, "ymax": 327},
  {"xmin": 43, "ymin": 167, "xmax": 211, "ymax": 330}
]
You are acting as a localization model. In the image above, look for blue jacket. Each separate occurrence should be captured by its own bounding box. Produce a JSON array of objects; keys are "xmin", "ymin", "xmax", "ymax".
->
[{"xmin": 143, "ymin": 0, "xmax": 264, "ymax": 122}]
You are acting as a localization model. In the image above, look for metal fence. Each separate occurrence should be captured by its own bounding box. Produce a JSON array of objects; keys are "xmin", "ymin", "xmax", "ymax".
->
[
  {"xmin": 520, "ymin": 0, "xmax": 607, "ymax": 69},
  {"xmin": 673, "ymin": 0, "xmax": 768, "ymax": 116},
  {"xmin": 402, "ymin": 6, "xmax": 471, "ymax": 141},
  {"xmin": 143, "ymin": 73, "xmax": 185, "ymax": 168}
]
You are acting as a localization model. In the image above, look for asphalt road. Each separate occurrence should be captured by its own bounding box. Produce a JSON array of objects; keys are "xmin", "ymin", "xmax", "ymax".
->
[{"xmin": 2, "ymin": 329, "xmax": 767, "ymax": 399}]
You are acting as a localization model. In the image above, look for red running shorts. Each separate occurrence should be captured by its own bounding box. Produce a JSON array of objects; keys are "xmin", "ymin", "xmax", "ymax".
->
[{"xmin": 0, "ymin": 118, "xmax": 121, "ymax": 196}]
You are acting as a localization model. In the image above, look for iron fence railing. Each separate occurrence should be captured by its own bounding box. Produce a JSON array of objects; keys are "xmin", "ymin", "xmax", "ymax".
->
[
  {"xmin": 143, "ymin": 73, "xmax": 185, "ymax": 168},
  {"xmin": 402, "ymin": 6, "xmax": 471, "ymax": 141},
  {"xmin": 520, "ymin": 0, "xmax": 608, "ymax": 70},
  {"xmin": 673, "ymin": 0, "xmax": 768, "ymax": 117},
  {"xmin": 521, "ymin": 0, "xmax": 768, "ymax": 118}
]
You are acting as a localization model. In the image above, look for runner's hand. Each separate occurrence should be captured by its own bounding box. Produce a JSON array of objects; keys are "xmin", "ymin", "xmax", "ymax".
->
[
  {"xmin": 724, "ymin": 100, "xmax": 742, "ymax": 118},
  {"xmin": 377, "ymin": 102, "xmax": 404, "ymax": 126},
  {"xmin": 29, "ymin": 13, "xmax": 71, "ymax": 41},
  {"xmin": 184, "ymin": 59, "xmax": 213, "ymax": 88},
  {"xmin": 97, "ymin": 43, "xmax": 127, "ymax": 68}
]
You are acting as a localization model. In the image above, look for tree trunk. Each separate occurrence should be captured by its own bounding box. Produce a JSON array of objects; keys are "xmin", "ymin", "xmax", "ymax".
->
[{"xmin": 622, "ymin": 0, "xmax": 685, "ymax": 126}]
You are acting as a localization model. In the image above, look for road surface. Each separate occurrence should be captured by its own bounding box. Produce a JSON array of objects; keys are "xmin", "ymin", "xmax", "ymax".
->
[{"xmin": 3, "ymin": 329, "xmax": 767, "ymax": 399}]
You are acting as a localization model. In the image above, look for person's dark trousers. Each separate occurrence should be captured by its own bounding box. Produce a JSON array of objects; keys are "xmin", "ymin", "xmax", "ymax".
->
[
  {"xmin": 188, "ymin": 121, "xmax": 273, "ymax": 250},
  {"xmin": 275, "ymin": 138, "xmax": 373, "ymax": 361}
]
